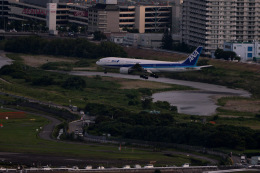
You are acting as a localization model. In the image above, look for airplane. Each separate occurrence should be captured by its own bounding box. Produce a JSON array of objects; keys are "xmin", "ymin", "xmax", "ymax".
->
[{"xmin": 96, "ymin": 46, "xmax": 212, "ymax": 79}]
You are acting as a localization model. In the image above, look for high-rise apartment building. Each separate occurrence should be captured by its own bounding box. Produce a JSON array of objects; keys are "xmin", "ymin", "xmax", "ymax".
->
[
  {"xmin": 181, "ymin": 0, "xmax": 260, "ymax": 57},
  {"xmin": 236, "ymin": 0, "xmax": 260, "ymax": 42},
  {"xmin": 119, "ymin": 5, "xmax": 175, "ymax": 33},
  {"xmin": 88, "ymin": 3, "xmax": 120, "ymax": 33}
]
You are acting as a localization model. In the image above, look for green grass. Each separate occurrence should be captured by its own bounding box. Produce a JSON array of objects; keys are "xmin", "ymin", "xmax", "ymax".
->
[
  {"xmin": 0, "ymin": 63, "xmax": 192, "ymax": 112},
  {"xmin": 214, "ymin": 118, "xmax": 260, "ymax": 130},
  {"xmin": 164, "ymin": 59, "xmax": 260, "ymax": 98},
  {"xmin": 0, "ymin": 112, "xmax": 207, "ymax": 166},
  {"xmin": 1, "ymin": 53, "xmax": 260, "ymax": 163},
  {"xmin": 5, "ymin": 53, "xmax": 24, "ymax": 63}
]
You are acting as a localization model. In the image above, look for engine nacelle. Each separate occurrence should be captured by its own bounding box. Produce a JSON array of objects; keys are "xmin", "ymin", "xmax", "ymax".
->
[{"xmin": 119, "ymin": 67, "xmax": 131, "ymax": 74}]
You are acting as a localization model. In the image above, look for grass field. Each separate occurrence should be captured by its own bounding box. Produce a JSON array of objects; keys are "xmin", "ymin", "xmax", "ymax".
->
[{"xmin": 0, "ymin": 109, "xmax": 207, "ymax": 167}]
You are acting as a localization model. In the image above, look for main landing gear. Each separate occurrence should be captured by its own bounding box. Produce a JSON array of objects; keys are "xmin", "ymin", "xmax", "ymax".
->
[
  {"xmin": 150, "ymin": 73, "xmax": 158, "ymax": 78},
  {"xmin": 140, "ymin": 73, "xmax": 158, "ymax": 79},
  {"xmin": 140, "ymin": 74, "xmax": 148, "ymax": 79}
]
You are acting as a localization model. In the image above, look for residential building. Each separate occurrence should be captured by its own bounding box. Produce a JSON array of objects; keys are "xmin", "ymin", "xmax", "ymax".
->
[
  {"xmin": 181, "ymin": 0, "xmax": 260, "ymax": 57},
  {"xmin": 88, "ymin": 3, "xmax": 120, "ymax": 33},
  {"xmin": 135, "ymin": 5, "xmax": 172, "ymax": 33},
  {"xmin": 119, "ymin": 4, "xmax": 180, "ymax": 34}
]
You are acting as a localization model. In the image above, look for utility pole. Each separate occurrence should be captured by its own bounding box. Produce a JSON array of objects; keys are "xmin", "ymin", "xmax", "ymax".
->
[{"xmin": 1, "ymin": 0, "xmax": 5, "ymax": 31}]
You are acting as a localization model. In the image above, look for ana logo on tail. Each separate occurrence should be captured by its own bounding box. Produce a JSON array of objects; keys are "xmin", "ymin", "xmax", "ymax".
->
[{"xmin": 188, "ymin": 50, "xmax": 199, "ymax": 62}]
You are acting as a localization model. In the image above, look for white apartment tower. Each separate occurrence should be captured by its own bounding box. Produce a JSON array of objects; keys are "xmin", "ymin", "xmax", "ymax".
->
[
  {"xmin": 236, "ymin": 0, "xmax": 260, "ymax": 42},
  {"xmin": 181, "ymin": 0, "xmax": 260, "ymax": 57}
]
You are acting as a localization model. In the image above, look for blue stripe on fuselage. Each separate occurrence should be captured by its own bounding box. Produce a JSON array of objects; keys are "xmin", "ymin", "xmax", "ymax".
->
[{"xmin": 103, "ymin": 63, "xmax": 196, "ymax": 68}]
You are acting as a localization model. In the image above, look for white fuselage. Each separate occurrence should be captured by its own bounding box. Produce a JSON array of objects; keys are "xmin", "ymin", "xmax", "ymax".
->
[{"xmin": 96, "ymin": 57, "xmax": 199, "ymax": 73}]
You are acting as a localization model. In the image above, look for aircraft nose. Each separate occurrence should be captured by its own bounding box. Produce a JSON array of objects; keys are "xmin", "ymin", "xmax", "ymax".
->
[{"xmin": 96, "ymin": 60, "xmax": 101, "ymax": 65}]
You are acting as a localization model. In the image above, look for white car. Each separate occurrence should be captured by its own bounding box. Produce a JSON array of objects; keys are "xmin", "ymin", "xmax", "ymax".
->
[
  {"xmin": 144, "ymin": 164, "xmax": 154, "ymax": 168},
  {"xmin": 97, "ymin": 166, "xmax": 104, "ymax": 169},
  {"xmin": 42, "ymin": 166, "xmax": 52, "ymax": 171},
  {"xmin": 182, "ymin": 163, "xmax": 190, "ymax": 167},
  {"xmin": 123, "ymin": 165, "xmax": 131, "ymax": 169},
  {"xmin": 134, "ymin": 164, "xmax": 141, "ymax": 168},
  {"xmin": 85, "ymin": 166, "xmax": 92, "ymax": 170}
]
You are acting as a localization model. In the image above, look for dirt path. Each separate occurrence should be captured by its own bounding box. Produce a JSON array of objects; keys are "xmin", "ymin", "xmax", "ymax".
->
[{"xmin": 21, "ymin": 55, "xmax": 78, "ymax": 68}]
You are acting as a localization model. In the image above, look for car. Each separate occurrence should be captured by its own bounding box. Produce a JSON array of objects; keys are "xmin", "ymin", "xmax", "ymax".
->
[
  {"xmin": 9, "ymin": 29, "xmax": 17, "ymax": 32},
  {"xmin": 42, "ymin": 166, "xmax": 52, "ymax": 171},
  {"xmin": 123, "ymin": 165, "xmax": 131, "ymax": 169},
  {"xmin": 85, "ymin": 166, "xmax": 92, "ymax": 170},
  {"xmin": 134, "ymin": 164, "xmax": 141, "ymax": 168},
  {"xmin": 97, "ymin": 166, "xmax": 104, "ymax": 169},
  {"xmin": 144, "ymin": 164, "xmax": 153, "ymax": 168},
  {"xmin": 182, "ymin": 163, "xmax": 190, "ymax": 167},
  {"xmin": 72, "ymin": 166, "xmax": 79, "ymax": 170}
]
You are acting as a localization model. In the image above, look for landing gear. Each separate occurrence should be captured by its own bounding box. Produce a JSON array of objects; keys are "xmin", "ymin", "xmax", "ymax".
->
[
  {"xmin": 150, "ymin": 73, "xmax": 158, "ymax": 78},
  {"xmin": 140, "ymin": 74, "xmax": 148, "ymax": 79}
]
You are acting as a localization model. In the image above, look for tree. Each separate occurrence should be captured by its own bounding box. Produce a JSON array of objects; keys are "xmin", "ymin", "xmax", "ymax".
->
[
  {"xmin": 172, "ymin": 42, "xmax": 194, "ymax": 53},
  {"xmin": 142, "ymin": 97, "xmax": 153, "ymax": 109},
  {"xmin": 214, "ymin": 48, "xmax": 237, "ymax": 60},
  {"xmin": 214, "ymin": 48, "xmax": 223, "ymax": 59},
  {"xmin": 93, "ymin": 31, "xmax": 107, "ymax": 41},
  {"xmin": 98, "ymin": 41, "xmax": 127, "ymax": 57},
  {"xmin": 62, "ymin": 76, "xmax": 86, "ymax": 90},
  {"xmin": 161, "ymin": 29, "xmax": 173, "ymax": 50},
  {"xmin": 32, "ymin": 76, "xmax": 54, "ymax": 86},
  {"xmin": 223, "ymin": 51, "xmax": 237, "ymax": 60}
]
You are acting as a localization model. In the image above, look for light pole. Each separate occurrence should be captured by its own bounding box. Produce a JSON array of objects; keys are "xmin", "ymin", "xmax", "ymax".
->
[{"xmin": 1, "ymin": 0, "xmax": 6, "ymax": 39}]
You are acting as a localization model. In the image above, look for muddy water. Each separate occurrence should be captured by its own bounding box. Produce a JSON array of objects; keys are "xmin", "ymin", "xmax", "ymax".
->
[{"xmin": 152, "ymin": 91, "xmax": 220, "ymax": 116}]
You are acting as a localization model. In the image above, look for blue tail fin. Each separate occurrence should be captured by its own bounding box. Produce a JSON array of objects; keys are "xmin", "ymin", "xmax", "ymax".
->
[{"xmin": 182, "ymin": 46, "xmax": 203, "ymax": 66}]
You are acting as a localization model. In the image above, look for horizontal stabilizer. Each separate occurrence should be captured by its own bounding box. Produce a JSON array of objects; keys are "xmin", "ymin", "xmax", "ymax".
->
[{"xmin": 199, "ymin": 65, "xmax": 213, "ymax": 69}]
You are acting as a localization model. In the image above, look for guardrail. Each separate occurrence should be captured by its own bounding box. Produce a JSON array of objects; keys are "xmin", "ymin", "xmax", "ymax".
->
[{"xmin": 0, "ymin": 166, "xmax": 219, "ymax": 172}]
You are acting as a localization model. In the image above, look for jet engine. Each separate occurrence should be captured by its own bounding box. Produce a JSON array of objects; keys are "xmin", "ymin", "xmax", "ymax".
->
[{"xmin": 119, "ymin": 67, "xmax": 131, "ymax": 74}]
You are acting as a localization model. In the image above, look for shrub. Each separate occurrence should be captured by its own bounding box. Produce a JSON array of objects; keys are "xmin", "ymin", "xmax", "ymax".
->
[{"xmin": 62, "ymin": 76, "xmax": 86, "ymax": 90}]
